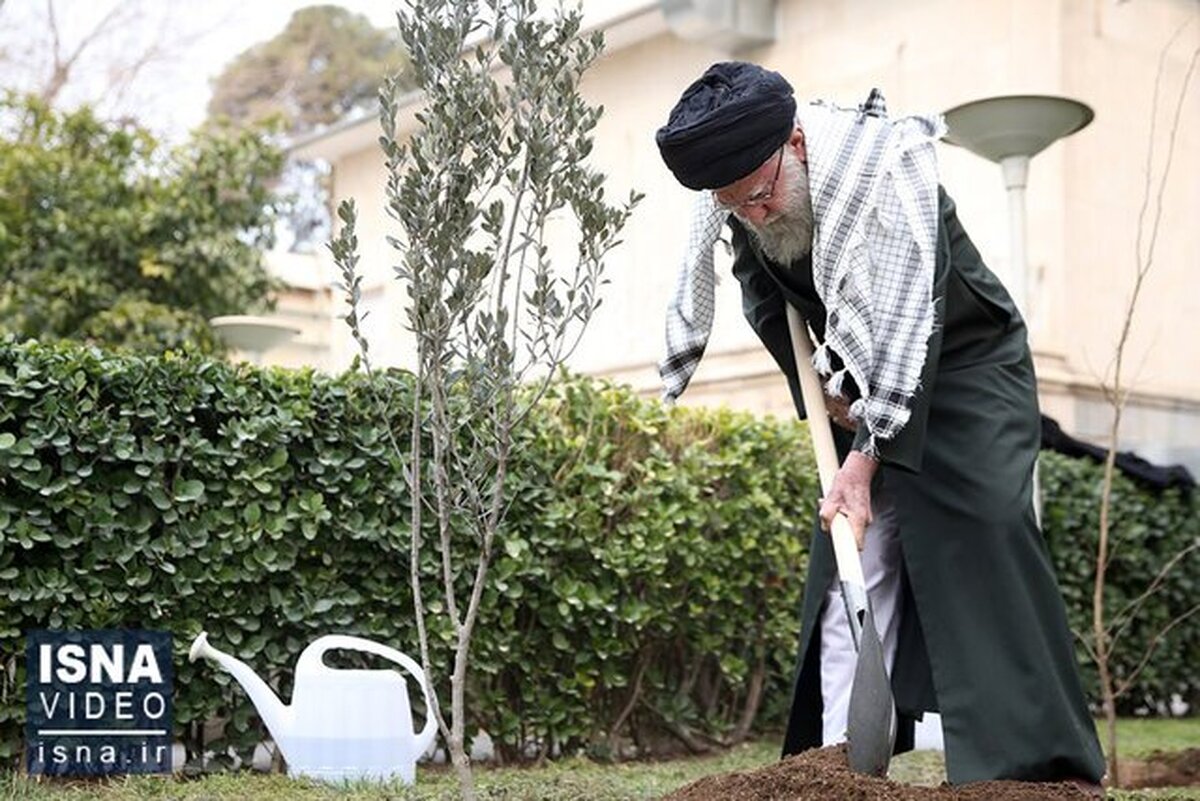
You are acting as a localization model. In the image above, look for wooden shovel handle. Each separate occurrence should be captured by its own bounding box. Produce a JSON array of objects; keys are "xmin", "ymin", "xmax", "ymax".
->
[
  {"xmin": 785, "ymin": 305, "xmax": 868, "ymax": 590},
  {"xmin": 785, "ymin": 306, "xmax": 839, "ymax": 493}
]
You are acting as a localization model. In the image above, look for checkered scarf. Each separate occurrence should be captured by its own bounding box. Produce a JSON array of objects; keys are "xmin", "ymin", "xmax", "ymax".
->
[{"xmin": 659, "ymin": 90, "xmax": 946, "ymax": 455}]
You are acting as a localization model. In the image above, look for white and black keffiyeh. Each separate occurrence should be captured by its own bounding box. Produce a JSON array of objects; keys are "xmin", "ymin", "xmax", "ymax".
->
[
  {"xmin": 659, "ymin": 190, "xmax": 724, "ymax": 401},
  {"xmin": 659, "ymin": 89, "xmax": 947, "ymax": 455}
]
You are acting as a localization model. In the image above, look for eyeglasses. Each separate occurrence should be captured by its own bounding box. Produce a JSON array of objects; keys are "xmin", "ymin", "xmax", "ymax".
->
[{"xmin": 714, "ymin": 146, "xmax": 785, "ymax": 212}]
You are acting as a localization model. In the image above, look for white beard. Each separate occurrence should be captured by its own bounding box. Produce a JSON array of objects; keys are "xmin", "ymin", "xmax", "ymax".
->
[{"xmin": 738, "ymin": 152, "xmax": 815, "ymax": 265}]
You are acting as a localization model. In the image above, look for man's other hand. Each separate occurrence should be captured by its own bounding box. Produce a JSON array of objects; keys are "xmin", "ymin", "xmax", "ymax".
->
[{"xmin": 819, "ymin": 450, "xmax": 878, "ymax": 549}]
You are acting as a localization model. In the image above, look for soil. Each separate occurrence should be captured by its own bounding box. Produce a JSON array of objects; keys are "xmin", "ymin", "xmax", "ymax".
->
[
  {"xmin": 662, "ymin": 745, "xmax": 1098, "ymax": 801},
  {"xmin": 1118, "ymin": 748, "xmax": 1200, "ymax": 789}
]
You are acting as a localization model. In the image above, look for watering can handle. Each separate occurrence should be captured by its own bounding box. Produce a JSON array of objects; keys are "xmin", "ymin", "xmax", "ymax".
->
[{"xmin": 297, "ymin": 635, "xmax": 437, "ymax": 745}]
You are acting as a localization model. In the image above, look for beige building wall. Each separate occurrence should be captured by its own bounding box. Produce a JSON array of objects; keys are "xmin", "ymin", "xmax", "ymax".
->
[
  {"xmin": 286, "ymin": 0, "xmax": 1200, "ymax": 472},
  {"xmin": 1055, "ymin": 0, "xmax": 1200, "ymax": 467},
  {"xmin": 262, "ymin": 251, "xmax": 337, "ymax": 372}
]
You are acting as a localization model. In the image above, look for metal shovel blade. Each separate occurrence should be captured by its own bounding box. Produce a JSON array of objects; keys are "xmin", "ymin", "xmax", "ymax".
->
[{"xmin": 846, "ymin": 605, "xmax": 898, "ymax": 777}]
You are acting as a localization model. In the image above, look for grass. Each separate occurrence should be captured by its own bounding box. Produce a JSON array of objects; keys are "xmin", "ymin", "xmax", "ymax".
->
[
  {"xmin": 1, "ymin": 718, "xmax": 1196, "ymax": 800},
  {"xmin": 1105, "ymin": 718, "xmax": 1200, "ymax": 759}
]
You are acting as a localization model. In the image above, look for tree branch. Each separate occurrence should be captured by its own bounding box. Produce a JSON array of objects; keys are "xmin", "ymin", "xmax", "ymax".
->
[
  {"xmin": 1115, "ymin": 602, "xmax": 1200, "ymax": 699},
  {"xmin": 40, "ymin": 0, "xmax": 127, "ymax": 104},
  {"xmin": 1108, "ymin": 538, "xmax": 1200, "ymax": 651}
]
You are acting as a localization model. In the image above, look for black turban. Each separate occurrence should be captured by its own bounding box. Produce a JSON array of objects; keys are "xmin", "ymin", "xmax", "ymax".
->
[{"xmin": 656, "ymin": 62, "xmax": 796, "ymax": 190}]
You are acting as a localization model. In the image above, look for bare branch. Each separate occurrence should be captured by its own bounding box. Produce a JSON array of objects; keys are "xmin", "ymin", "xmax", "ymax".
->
[
  {"xmin": 42, "ymin": 0, "xmax": 63, "ymax": 102},
  {"xmin": 1135, "ymin": 23, "xmax": 1195, "ymax": 270},
  {"xmin": 1115, "ymin": 602, "xmax": 1200, "ymax": 699},
  {"xmin": 40, "ymin": 0, "xmax": 127, "ymax": 104},
  {"xmin": 99, "ymin": 7, "xmax": 195, "ymax": 110},
  {"xmin": 1072, "ymin": 627, "xmax": 1099, "ymax": 666},
  {"xmin": 1108, "ymin": 538, "xmax": 1200, "ymax": 650}
]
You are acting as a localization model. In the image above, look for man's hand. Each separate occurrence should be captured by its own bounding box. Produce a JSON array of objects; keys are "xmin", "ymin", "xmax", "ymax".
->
[
  {"xmin": 819, "ymin": 450, "xmax": 878, "ymax": 550},
  {"xmin": 825, "ymin": 392, "xmax": 858, "ymax": 431}
]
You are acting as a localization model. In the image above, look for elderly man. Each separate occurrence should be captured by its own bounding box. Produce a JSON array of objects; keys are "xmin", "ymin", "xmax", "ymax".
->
[{"xmin": 655, "ymin": 62, "xmax": 1105, "ymax": 789}]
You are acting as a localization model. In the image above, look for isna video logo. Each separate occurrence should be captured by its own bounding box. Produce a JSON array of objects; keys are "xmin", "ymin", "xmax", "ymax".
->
[{"xmin": 26, "ymin": 630, "xmax": 173, "ymax": 776}]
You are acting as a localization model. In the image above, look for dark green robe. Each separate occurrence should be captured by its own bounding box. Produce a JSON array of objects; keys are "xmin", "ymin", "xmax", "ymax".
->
[{"xmin": 728, "ymin": 188, "xmax": 1105, "ymax": 783}]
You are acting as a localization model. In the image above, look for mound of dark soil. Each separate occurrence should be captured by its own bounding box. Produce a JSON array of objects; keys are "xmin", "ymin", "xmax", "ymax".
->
[
  {"xmin": 662, "ymin": 745, "xmax": 1096, "ymax": 801},
  {"xmin": 1119, "ymin": 748, "xmax": 1200, "ymax": 789}
]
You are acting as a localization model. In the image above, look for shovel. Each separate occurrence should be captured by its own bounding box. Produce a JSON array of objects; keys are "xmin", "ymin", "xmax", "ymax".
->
[{"xmin": 785, "ymin": 304, "xmax": 897, "ymax": 777}]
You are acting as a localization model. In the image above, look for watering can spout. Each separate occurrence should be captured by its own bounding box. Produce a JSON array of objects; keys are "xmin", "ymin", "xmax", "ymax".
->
[{"xmin": 189, "ymin": 631, "xmax": 292, "ymax": 738}]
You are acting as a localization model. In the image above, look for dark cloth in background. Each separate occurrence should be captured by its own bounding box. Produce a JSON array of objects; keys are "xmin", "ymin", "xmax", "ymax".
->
[{"xmin": 1040, "ymin": 415, "xmax": 1195, "ymax": 493}]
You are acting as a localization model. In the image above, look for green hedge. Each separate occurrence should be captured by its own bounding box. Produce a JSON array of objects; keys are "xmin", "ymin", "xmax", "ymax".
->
[{"xmin": 1, "ymin": 339, "xmax": 1196, "ymax": 766}]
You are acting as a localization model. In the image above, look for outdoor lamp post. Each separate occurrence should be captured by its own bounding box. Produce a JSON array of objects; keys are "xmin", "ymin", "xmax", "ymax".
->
[
  {"xmin": 941, "ymin": 95, "xmax": 1093, "ymax": 333},
  {"xmin": 942, "ymin": 95, "xmax": 1093, "ymax": 530},
  {"xmin": 209, "ymin": 315, "xmax": 300, "ymax": 365}
]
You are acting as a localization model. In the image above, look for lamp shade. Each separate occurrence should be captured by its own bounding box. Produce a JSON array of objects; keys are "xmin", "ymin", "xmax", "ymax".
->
[
  {"xmin": 209, "ymin": 315, "xmax": 299, "ymax": 354},
  {"xmin": 942, "ymin": 95, "xmax": 1093, "ymax": 162}
]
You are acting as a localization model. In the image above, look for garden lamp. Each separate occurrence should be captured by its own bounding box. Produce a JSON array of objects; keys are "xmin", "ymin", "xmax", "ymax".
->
[
  {"xmin": 209, "ymin": 315, "xmax": 300, "ymax": 365},
  {"xmin": 942, "ymin": 94, "xmax": 1093, "ymax": 334}
]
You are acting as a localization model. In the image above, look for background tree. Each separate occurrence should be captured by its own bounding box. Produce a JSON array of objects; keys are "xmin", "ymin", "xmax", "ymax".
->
[
  {"xmin": 0, "ymin": 0, "xmax": 219, "ymax": 125},
  {"xmin": 207, "ymin": 4, "xmax": 411, "ymax": 135},
  {"xmin": 208, "ymin": 5, "xmax": 416, "ymax": 252},
  {"xmin": 0, "ymin": 93, "xmax": 284, "ymax": 354}
]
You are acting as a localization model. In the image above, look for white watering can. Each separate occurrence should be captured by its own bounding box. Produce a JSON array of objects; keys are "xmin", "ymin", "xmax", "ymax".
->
[{"xmin": 189, "ymin": 631, "xmax": 437, "ymax": 783}]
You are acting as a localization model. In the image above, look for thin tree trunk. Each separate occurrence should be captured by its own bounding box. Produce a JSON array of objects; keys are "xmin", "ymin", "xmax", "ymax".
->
[
  {"xmin": 640, "ymin": 699, "xmax": 712, "ymax": 755},
  {"xmin": 1094, "ymin": 433, "xmax": 1120, "ymax": 785},
  {"xmin": 450, "ymin": 740, "xmax": 475, "ymax": 801},
  {"xmin": 731, "ymin": 653, "xmax": 767, "ymax": 745},
  {"xmin": 608, "ymin": 655, "xmax": 649, "ymax": 754},
  {"xmin": 447, "ymin": 628, "xmax": 476, "ymax": 799}
]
